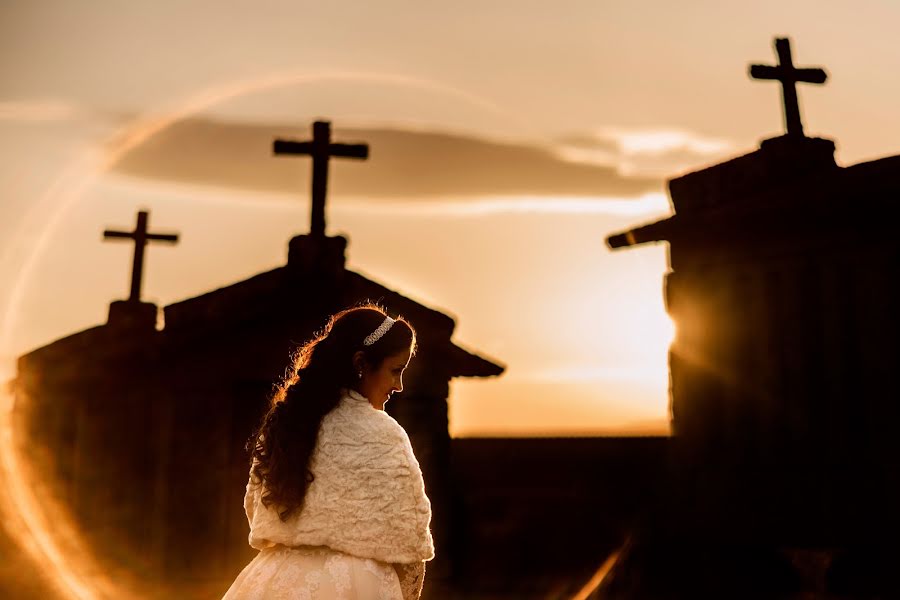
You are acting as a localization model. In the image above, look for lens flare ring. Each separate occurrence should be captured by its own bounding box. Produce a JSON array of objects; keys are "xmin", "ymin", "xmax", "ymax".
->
[{"xmin": 0, "ymin": 69, "xmax": 520, "ymax": 599}]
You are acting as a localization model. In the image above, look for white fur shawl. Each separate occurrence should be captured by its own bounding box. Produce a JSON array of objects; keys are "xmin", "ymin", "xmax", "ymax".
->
[{"xmin": 243, "ymin": 389, "xmax": 435, "ymax": 565}]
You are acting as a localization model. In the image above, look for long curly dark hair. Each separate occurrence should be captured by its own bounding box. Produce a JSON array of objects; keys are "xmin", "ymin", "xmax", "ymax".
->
[{"xmin": 248, "ymin": 303, "xmax": 416, "ymax": 521}]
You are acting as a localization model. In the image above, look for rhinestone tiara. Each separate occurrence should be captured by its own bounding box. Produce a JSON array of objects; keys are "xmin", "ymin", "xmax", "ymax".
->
[{"xmin": 363, "ymin": 316, "xmax": 395, "ymax": 346}]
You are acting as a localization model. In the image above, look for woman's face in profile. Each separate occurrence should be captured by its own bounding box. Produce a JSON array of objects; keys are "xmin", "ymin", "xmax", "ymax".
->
[{"xmin": 360, "ymin": 349, "xmax": 411, "ymax": 410}]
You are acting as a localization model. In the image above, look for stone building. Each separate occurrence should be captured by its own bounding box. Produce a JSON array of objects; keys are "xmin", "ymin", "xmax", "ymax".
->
[
  {"xmin": 14, "ymin": 231, "xmax": 504, "ymax": 596},
  {"xmin": 600, "ymin": 38, "xmax": 900, "ymax": 596}
]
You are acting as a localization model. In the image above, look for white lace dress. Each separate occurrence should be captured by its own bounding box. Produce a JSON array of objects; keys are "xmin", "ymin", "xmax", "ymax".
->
[{"xmin": 221, "ymin": 544, "xmax": 424, "ymax": 600}]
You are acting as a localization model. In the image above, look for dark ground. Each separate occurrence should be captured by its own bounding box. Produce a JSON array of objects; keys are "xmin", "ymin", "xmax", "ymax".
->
[
  {"xmin": 0, "ymin": 435, "xmax": 670, "ymax": 600},
  {"xmin": 449, "ymin": 436, "xmax": 669, "ymax": 599}
]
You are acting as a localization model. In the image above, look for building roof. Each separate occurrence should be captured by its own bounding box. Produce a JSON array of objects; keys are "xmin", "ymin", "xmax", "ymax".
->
[
  {"xmin": 606, "ymin": 135, "xmax": 900, "ymax": 250},
  {"xmin": 163, "ymin": 258, "xmax": 504, "ymax": 379},
  {"xmin": 21, "ymin": 235, "xmax": 503, "ymax": 380}
]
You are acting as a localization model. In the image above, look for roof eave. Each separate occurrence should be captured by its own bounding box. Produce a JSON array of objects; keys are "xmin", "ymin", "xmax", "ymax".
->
[
  {"xmin": 446, "ymin": 343, "xmax": 505, "ymax": 378},
  {"xmin": 606, "ymin": 216, "xmax": 677, "ymax": 249}
]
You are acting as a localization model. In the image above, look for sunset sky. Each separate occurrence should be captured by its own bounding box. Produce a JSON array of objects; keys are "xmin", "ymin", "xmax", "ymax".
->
[{"xmin": 2, "ymin": 1, "xmax": 900, "ymax": 436}]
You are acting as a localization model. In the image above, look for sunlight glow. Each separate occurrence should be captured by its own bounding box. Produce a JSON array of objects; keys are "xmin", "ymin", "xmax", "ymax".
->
[
  {"xmin": 553, "ymin": 127, "xmax": 733, "ymax": 174},
  {"xmin": 599, "ymin": 127, "xmax": 733, "ymax": 156},
  {"xmin": 336, "ymin": 192, "xmax": 671, "ymax": 217},
  {"xmin": 524, "ymin": 363, "xmax": 671, "ymax": 386},
  {"xmin": 0, "ymin": 379, "xmax": 112, "ymax": 599},
  {"xmin": 571, "ymin": 539, "xmax": 628, "ymax": 600}
]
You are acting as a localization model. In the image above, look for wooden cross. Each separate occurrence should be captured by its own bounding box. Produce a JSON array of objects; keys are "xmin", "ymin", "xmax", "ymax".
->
[
  {"xmin": 273, "ymin": 121, "xmax": 369, "ymax": 237},
  {"xmin": 750, "ymin": 37, "xmax": 827, "ymax": 137},
  {"xmin": 103, "ymin": 210, "xmax": 179, "ymax": 303}
]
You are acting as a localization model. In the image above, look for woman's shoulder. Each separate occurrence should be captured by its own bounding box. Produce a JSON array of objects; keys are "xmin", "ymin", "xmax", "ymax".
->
[
  {"xmin": 370, "ymin": 409, "xmax": 412, "ymax": 446},
  {"xmin": 314, "ymin": 402, "xmax": 416, "ymax": 476},
  {"xmin": 322, "ymin": 396, "xmax": 408, "ymax": 444}
]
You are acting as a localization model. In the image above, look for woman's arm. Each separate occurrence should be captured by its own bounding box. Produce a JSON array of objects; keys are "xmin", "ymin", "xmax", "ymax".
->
[
  {"xmin": 394, "ymin": 561, "xmax": 426, "ymax": 600},
  {"xmin": 243, "ymin": 478, "xmax": 256, "ymax": 523},
  {"xmin": 244, "ymin": 457, "xmax": 261, "ymax": 524}
]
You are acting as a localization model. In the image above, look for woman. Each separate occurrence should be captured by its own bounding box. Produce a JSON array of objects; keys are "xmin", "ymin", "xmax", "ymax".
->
[{"xmin": 223, "ymin": 305, "xmax": 434, "ymax": 600}]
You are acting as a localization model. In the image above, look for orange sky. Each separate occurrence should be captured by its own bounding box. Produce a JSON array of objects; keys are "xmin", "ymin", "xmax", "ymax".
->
[{"xmin": 2, "ymin": 2, "xmax": 900, "ymax": 436}]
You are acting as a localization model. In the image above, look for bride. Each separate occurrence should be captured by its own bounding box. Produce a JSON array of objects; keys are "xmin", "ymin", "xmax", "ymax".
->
[{"xmin": 222, "ymin": 305, "xmax": 433, "ymax": 600}]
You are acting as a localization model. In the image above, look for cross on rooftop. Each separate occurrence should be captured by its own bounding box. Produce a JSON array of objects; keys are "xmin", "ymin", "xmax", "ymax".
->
[
  {"xmin": 103, "ymin": 210, "xmax": 179, "ymax": 303},
  {"xmin": 750, "ymin": 37, "xmax": 827, "ymax": 137},
  {"xmin": 273, "ymin": 120, "xmax": 369, "ymax": 238}
]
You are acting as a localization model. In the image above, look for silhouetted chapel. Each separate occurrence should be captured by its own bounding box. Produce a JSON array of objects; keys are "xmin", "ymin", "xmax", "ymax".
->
[
  {"xmin": 601, "ymin": 38, "xmax": 900, "ymax": 597},
  {"xmin": 13, "ymin": 121, "xmax": 507, "ymax": 596}
]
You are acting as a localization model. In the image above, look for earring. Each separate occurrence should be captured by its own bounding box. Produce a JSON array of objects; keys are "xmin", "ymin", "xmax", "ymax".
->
[{"xmin": 357, "ymin": 370, "xmax": 363, "ymax": 379}]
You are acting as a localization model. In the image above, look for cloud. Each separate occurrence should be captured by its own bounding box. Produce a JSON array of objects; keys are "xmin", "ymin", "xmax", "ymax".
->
[
  {"xmin": 0, "ymin": 100, "xmax": 79, "ymax": 121},
  {"xmin": 335, "ymin": 194, "xmax": 671, "ymax": 218},
  {"xmin": 110, "ymin": 118, "xmax": 661, "ymax": 200},
  {"xmin": 554, "ymin": 127, "xmax": 735, "ymax": 177}
]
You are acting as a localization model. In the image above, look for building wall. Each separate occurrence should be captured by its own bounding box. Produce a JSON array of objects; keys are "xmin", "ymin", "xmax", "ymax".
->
[{"xmin": 665, "ymin": 234, "xmax": 900, "ymax": 543}]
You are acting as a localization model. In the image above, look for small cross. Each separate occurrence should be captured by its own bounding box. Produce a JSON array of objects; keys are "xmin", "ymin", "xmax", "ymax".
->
[
  {"xmin": 273, "ymin": 121, "xmax": 369, "ymax": 237},
  {"xmin": 750, "ymin": 37, "xmax": 827, "ymax": 137},
  {"xmin": 103, "ymin": 210, "xmax": 179, "ymax": 303}
]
